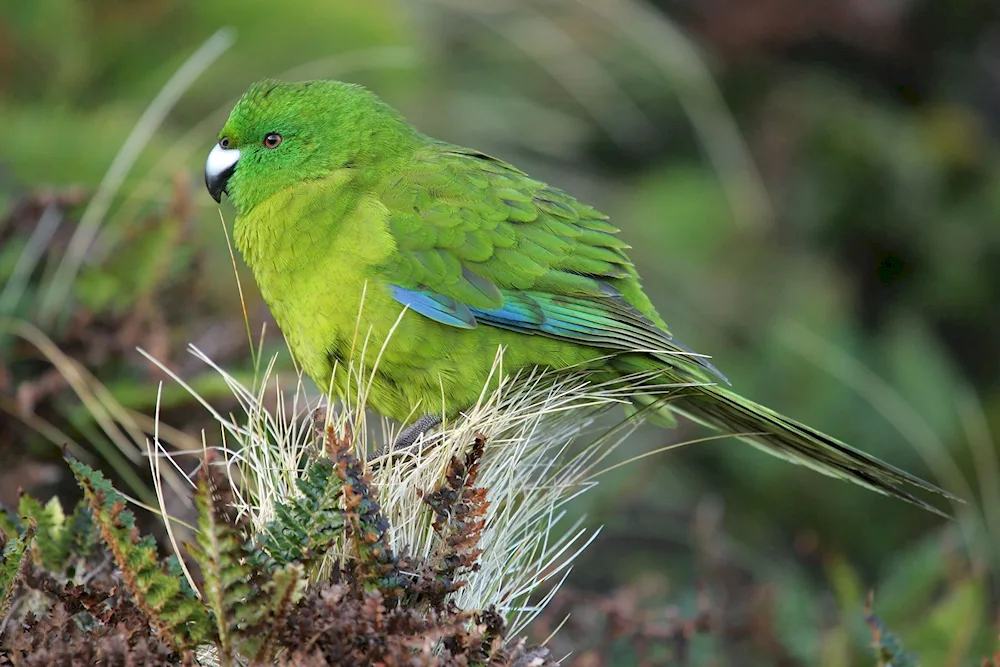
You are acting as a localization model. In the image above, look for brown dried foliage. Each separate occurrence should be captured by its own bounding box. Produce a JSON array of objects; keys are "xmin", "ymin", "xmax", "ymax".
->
[
  {"xmin": 531, "ymin": 583, "xmax": 714, "ymax": 667},
  {"xmin": 529, "ymin": 501, "xmax": 804, "ymax": 666},
  {"xmin": 4, "ymin": 604, "xmax": 182, "ymax": 667},
  {"xmin": 278, "ymin": 583, "xmax": 554, "ymax": 667},
  {"xmin": 2, "ymin": 553, "xmax": 182, "ymax": 666},
  {"xmin": 329, "ymin": 425, "xmax": 406, "ymax": 599},
  {"xmin": 0, "ymin": 184, "xmax": 247, "ymax": 508},
  {"xmin": 2, "ymin": 433, "xmax": 558, "ymax": 666},
  {"xmin": 411, "ymin": 433, "xmax": 489, "ymax": 606},
  {"xmin": 693, "ymin": 0, "xmax": 907, "ymax": 60}
]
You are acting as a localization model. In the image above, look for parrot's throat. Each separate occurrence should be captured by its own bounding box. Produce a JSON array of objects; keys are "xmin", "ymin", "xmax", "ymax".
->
[{"xmin": 232, "ymin": 172, "xmax": 397, "ymax": 393}]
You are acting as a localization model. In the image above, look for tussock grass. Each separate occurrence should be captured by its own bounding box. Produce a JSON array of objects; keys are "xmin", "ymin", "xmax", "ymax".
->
[{"xmin": 142, "ymin": 337, "xmax": 696, "ymax": 637}]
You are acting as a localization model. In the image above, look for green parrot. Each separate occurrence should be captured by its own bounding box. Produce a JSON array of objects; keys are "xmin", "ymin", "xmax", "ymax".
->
[{"xmin": 205, "ymin": 79, "xmax": 955, "ymax": 515}]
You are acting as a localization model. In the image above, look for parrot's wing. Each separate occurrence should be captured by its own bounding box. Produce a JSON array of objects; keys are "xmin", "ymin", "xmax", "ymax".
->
[{"xmin": 377, "ymin": 145, "xmax": 726, "ymax": 381}]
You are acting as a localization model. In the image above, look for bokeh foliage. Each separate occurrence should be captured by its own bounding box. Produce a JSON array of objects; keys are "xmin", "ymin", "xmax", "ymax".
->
[{"xmin": 1, "ymin": 0, "xmax": 998, "ymax": 663}]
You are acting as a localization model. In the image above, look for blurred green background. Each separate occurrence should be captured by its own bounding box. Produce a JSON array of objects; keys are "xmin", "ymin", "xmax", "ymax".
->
[{"xmin": 1, "ymin": 0, "xmax": 998, "ymax": 664}]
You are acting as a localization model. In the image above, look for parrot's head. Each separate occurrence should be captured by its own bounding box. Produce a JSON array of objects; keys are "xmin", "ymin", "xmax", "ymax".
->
[{"xmin": 206, "ymin": 79, "xmax": 415, "ymax": 212}]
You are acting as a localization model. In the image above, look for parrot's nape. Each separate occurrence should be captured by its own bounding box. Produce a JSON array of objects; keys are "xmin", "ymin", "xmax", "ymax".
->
[{"xmin": 205, "ymin": 78, "xmax": 959, "ymax": 517}]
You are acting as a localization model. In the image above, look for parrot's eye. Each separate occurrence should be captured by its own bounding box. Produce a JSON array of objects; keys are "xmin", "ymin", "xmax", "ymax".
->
[
  {"xmin": 219, "ymin": 137, "xmax": 231, "ymax": 149},
  {"xmin": 263, "ymin": 133, "xmax": 282, "ymax": 149}
]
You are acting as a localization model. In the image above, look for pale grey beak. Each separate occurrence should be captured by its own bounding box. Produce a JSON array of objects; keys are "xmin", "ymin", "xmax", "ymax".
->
[{"xmin": 205, "ymin": 143, "xmax": 240, "ymax": 203}]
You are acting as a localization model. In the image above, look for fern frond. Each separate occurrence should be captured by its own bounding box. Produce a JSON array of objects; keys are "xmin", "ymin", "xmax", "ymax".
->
[
  {"xmin": 414, "ymin": 434, "xmax": 489, "ymax": 606},
  {"xmin": 186, "ymin": 456, "xmax": 254, "ymax": 663},
  {"xmin": 241, "ymin": 562, "xmax": 306, "ymax": 663},
  {"xmin": 866, "ymin": 594, "xmax": 921, "ymax": 667},
  {"xmin": 330, "ymin": 430, "xmax": 405, "ymax": 599},
  {"xmin": 18, "ymin": 495, "xmax": 65, "ymax": 572},
  {"xmin": 17, "ymin": 495, "xmax": 98, "ymax": 575},
  {"xmin": 261, "ymin": 457, "xmax": 345, "ymax": 572},
  {"xmin": 67, "ymin": 500, "xmax": 99, "ymax": 564},
  {"xmin": 0, "ymin": 507, "xmax": 18, "ymax": 540},
  {"xmin": 0, "ymin": 520, "xmax": 35, "ymax": 620},
  {"xmin": 68, "ymin": 457, "xmax": 211, "ymax": 648},
  {"xmin": 183, "ymin": 455, "xmax": 308, "ymax": 664}
]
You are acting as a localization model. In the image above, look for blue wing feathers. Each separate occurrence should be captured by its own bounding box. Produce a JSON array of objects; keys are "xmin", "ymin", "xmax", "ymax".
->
[
  {"xmin": 391, "ymin": 285, "xmax": 477, "ymax": 329},
  {"xmin": 392, "ymin": 283, "xmax": 728, "ymax": 383}
]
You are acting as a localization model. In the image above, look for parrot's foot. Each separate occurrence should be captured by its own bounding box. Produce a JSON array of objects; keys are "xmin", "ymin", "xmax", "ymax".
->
[
  {"xmin": 370, "ymin": 414, "xmax": 443, "ymax": 462},
  {"xmin": 393, "ymin": 414, "xmax": 443, "ymax": 451}
]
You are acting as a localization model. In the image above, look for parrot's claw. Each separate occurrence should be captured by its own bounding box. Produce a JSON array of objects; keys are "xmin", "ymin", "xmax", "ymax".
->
[{"xmin": 369, "ymin": 414, "xmax": 443, "ymax": 462}]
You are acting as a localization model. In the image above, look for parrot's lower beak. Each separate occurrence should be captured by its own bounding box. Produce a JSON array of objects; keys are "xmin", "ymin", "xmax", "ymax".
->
[{"xmin": 205, "ymin": 143, "xmax": 240, "ymax": 203}]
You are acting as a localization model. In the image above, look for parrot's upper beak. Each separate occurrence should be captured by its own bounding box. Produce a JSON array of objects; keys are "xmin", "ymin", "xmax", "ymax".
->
[{"xmin": 205, "ymin": 142, "xmax": 240, "ymax": 203}]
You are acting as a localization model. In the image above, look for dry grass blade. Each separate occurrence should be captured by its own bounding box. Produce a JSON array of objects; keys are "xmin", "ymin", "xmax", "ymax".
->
[
  {"xmin": 0, "ymin": 318, "xmax": 187, "ymax": 505},
  {"xmin": 143, "ymin": 338, "xmax": 690, "ymax": 640},
  {"xmin": 0, "ymin": 205, "xmax": 62, "ymax": 315},
  {"xmin": 38, "ymin": 28, "xmax": 236, "ymax": 324}
]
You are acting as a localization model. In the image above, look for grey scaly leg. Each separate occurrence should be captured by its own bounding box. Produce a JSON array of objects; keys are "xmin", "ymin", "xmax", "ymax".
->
[{"xmin": 370, "ymin": 414, "xmax": 442, "ymax": 461}]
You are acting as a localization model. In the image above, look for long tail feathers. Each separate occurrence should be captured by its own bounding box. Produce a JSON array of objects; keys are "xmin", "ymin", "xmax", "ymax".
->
[{"xmin": 668, "ymin": 385, "xmax": 960, "ymax": 518}]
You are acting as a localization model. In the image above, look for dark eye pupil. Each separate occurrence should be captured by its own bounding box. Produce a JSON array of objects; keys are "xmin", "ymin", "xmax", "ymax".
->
[
  {"xmin": 220, "ymin": 137, "xmax": 230, "ymax": 149},
  {"xmin": 264, "ymin": 133, "xmax": 282, "ymax": 148}
]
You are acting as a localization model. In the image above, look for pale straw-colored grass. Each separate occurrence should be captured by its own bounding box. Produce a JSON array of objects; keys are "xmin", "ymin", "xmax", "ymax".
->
[{"xmin": 141, "ymin": 329, "xmax": 698, "ymax": 638}]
